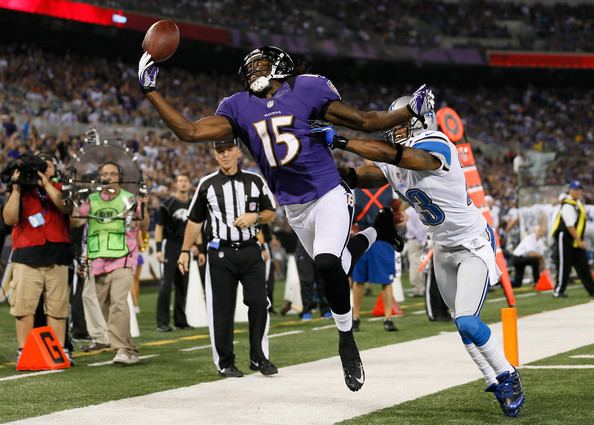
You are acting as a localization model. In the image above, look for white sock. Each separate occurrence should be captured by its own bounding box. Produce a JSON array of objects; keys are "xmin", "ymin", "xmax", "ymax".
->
[
  {"xmin": 332, "ymin": 309, "xmax": 353, "ymax": 332},
  {"xmin": 476, "ymin": 333, "xmax": 515, "ymax": 376},
  {"xmin": 359, "ymin": 227, "xmax": 377, "ymax": 247},
  {"xmin": 464, "ymin": 343, "xmax": 498, "ymax": 385}
]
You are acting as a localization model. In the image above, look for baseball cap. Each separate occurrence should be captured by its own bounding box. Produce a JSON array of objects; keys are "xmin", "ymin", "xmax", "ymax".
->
[
  {"xmin": 213, "ymin": 139, "xmax": 239, "ymax": 149},
  {"xmin": 568, "ymin": 180, "xmax": 582, "ymax": 190}
]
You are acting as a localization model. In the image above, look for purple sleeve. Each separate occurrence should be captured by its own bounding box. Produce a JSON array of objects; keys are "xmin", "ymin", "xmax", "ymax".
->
[
  {"xmin": 215, "ymin": 96, "xmax": 240, "ymax": 136},
  {"xmin": 298, "ymin": 75, "xmax": 342, "ymax": 118}
]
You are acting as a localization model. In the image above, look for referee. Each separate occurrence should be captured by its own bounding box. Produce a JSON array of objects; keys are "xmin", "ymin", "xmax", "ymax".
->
[
  {"xmin": 178, "ymin": 139, "xmax": 278, "ymax": 377},
  {"xmin": 550, "ymin": 180, "xmax": 594, "ymax": 298},
  {"xmin": 155, "ymin": 174, "xmax": 192, "ymax": 332}
]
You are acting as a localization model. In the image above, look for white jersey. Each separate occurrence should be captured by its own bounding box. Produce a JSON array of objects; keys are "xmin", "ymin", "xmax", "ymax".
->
[{"xmin": 375, "ymin": 130, "xmax": 487, "ymax": 247}]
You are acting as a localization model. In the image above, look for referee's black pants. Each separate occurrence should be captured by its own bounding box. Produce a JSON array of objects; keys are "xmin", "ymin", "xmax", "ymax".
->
[
  {"xmin": 157, "ymin": 243, "xmax": 189, "ymax": 328},
  {"xmin": 511, "ymin": 255, "xmax": 540, "ymax": 287},
  {"xmin": 206, "ymin": 242, "xmax": 270, "ymax": 370},
  {"xmin": 553, "ymin": 234, "xmax": 594, "ymax": 297}
]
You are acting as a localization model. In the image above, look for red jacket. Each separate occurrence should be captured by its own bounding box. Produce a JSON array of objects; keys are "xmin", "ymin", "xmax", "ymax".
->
[{"xmin": 12, "ymin": 183, "xmax": 70, "ymax": 249}]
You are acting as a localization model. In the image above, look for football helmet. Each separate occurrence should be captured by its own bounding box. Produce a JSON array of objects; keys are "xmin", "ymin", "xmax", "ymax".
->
[
  {"xmin": 384, "ymin": 96, "xmax": 437, "ymax": 146},
  {"xmin": 238, "ymin": 46, "xmax": 295, "ymax": 94}
]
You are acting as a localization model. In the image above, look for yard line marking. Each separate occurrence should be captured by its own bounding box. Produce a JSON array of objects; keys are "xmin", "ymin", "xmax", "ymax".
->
[
  {"xmin": 521, "ymin": 365, "xmax": 594, "ymax": 369},
  {"xmin": 180, "ymin": 341, "xmax": 238, "ymax": 352},
  {"xmin": 312, "ymin": 325, "xmax": 335, "ymax": 331},
  {"xmin": 487, "ymin": 292, "xmax": 536, "ymax": 303},
  {"xmin": 0, "ymin": 370, "xmax": 64, "ymax": 382},
  {"xmin": 268, "ymin": 331, "xmax": 303, "ymax": 338},
  {"xmin": 411, "ymin": 310, "xmax": 426, "ymax": 315},
  {"xmin": 569, "ymin": 354, "xmax": 594, "ymax": 359},
  {"xmin": 367, "ymin": 317, "xmax": 384, "ymax": 322},
  {"xmin": 88, "ymin": 354, "xmax": 159, "ymax": 367}
]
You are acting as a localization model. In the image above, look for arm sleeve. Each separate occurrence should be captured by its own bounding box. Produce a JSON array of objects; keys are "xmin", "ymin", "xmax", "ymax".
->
[
  {"xmin": 188, "ymin": 183, "xmax": 208, "ymax": 223},
  {"xmin": 157, "ymin": 203, "xmax": 168, "ymax": 226},
  {"xmin": 560, "ymin": 204, "xmax": 578, "ymax": 227},
  {"xmin": 258, "ymin": 177, "xmax": 277, "ymax": 211}
]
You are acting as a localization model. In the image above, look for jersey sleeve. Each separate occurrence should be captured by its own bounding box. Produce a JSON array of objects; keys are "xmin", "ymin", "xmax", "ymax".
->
[
  {"xmin": 297, "ymin": 75, "xmax": 342, "ymax": 118},
  {"xmin": 258, "ymin": 177, "xmax": 277, "ymax": 211},
  {"xmin": 157, "ymin": 203, "xmax": 169, "ymax": 226},
  {"xmin": 188, "ymin": 182, "xmax": 209, "ymax": 223},
  {"xmin": 215, "ymin": 95, "xmax": 240, "ymax": 137},
  {"xmin": 411, "ymin": 138, "xmax": 453, "ymax": 176}
]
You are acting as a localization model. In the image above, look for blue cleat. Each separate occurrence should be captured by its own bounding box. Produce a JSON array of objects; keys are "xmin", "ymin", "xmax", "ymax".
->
[{"xmin": 493, "ymin": 368, "xmax": 525, "ymax": 417}]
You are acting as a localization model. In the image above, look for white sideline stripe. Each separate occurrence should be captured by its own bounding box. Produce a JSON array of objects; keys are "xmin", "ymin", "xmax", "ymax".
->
[
  {"xmin": 521, "ymin": 365, "xmax": 594, "ymax": 369},
  {"xmin": 0, "ymin": 370, "xmax": 63, "ymax": 382},
  {"xmin": 569, "ymin": 354, "xmax": 594, "ymax": 359},
  {"xmin": 486, "ymin": 292, "xmax": 536, "ymax": 303},
  {"xmin": 367, "ymin": 317, "xmax": 384, "ymax": 322},
  {"xmin": 412, "ymin": 310, "xmax": 426, "ymax": 315},
  {"xmin": 179, "ymin": 341, "xmax": 238, "ymax": 352},
  {"xmin": 88, "ymin": 354, "xmax": 159, "ymax": 367},
  {"xmin": 268, "ymin": 331, "xmax": 303, "ymax": 338},
  {"xmin": 312, "ymin": 325, "xmax": 335, "ymax": 331},
  {"xmin": 10, "ymin": 303, "xmax": 594, "ymax": 425}
]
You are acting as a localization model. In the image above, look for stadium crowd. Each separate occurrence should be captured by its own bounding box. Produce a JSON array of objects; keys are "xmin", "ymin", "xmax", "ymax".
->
[
  {"xmin": 84, "ymin": 0, "xmax": 594, "ymax": 51},
  {"xmin": 1, "ymin": 43, "xmax": 592, "ymax": 220}
]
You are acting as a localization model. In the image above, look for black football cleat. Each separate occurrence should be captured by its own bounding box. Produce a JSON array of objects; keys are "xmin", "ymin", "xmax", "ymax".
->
[
  {"xmin": 218, "ymin": 365, "xmax": 244, "ymax": 378},
  {"xmin": 373, "ymin": 207, "xmax": 405, "ymax": 251},
  {"xmin": 338, "ymin": 330, "xmax": 365, "ymax": 392},
  {"xmin": 249, "ymin": 359, "xmax": 278, "ymax": 376}
]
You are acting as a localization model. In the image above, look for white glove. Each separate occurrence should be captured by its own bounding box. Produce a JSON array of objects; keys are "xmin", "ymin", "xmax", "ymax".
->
[
  {"xmin": 138, "ymin": 52, "xmax": 159, "ymax": 94},
  {"xmin": 407, "ymin": 84, "xmax": 435, "ymax": 117}
]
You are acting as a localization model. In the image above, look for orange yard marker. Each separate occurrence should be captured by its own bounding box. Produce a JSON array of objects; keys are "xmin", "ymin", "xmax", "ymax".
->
[
  {"xmin": 501, "ymin": 308, "xmax": 519, "ymax": 366},
  {"xmin": 17, "ymin": 326, "xmax": 71, "ymax": 371}
]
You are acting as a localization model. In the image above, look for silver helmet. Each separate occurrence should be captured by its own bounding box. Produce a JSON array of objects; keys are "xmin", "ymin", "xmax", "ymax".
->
[{"xmin": 384, "ymin": 96, "xmax": 437, "ymax": 145}]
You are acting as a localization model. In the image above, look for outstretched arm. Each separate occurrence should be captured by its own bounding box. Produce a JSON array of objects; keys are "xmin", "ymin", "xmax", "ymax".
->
[
  {"xmin": 146, "ymin": 92, "xmax": 233, "ymax": 143},
  {"xmin": 344, "ymin": 138, "xmax": 441, "ymax": 171},
  {"xmin": 340, "ymin": 165, "xmax": 388, "ymax": 189}
]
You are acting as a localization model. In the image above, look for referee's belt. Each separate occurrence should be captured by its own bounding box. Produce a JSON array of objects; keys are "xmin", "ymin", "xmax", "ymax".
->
[{"xmin": 215, "ymin": 239, "xmax": 258, "ymax": 250}]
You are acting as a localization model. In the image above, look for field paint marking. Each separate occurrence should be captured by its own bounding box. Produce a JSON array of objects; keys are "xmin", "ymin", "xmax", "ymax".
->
[
  {"xmin": 268, "ymin": 331, "xmax": 303, "ymax": 338},
  {"xmin": 312, "ymin": 325, "xmax": 336, "ymax": 331},
  {"xmin": 521, "ymin": 365, "xmax": 594, "ymax": 369},
  {"xmin": 487, "ymin": 292, "xmax": 536, "ymax": 304},
  {"xmin": 569, "ymin": 354, "xmax": 594, "ymax": 359},
  {"xmin": 0, "ymin": 370, "xmax": 64, "ymax": 382},
  {"xmin": 180, "ymin": 341, "xmax": 238, "ymax": 352},
  {"xmin": 88, "ymin": 354, "xmax": 159, "ymax": 367}
]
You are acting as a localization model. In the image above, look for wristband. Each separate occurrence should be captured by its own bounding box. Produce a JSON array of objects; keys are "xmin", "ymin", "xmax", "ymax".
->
[
  {"xmin": 180, "ymin": 250, "xmax": 190, "ymax": 255},
  {"xmin": 392, "ymin": 143, "xmax": 404, "ymax": 166},
  {"xmin": 333, "ymin": 135, "xmax": 349, "ymax": 150},
  {"xmin": 156, "ymin": 242, "xmax": 163, "ymax": 252}
]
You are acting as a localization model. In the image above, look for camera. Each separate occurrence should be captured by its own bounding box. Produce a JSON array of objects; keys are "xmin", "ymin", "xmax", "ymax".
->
[{"xmin": 1, "ymin": 153, "xmax": 48, "ymax": 188}]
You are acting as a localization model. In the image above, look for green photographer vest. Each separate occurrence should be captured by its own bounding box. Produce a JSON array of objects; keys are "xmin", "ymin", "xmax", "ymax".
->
[{"xmin": 87, "ymin": 189, "xmax": 134, "ymax": 259}]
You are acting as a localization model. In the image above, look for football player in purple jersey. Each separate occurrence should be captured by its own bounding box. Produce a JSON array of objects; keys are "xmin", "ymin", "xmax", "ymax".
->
[{"xmin": 139, "ymin": 46, "xmax": 434, "ymax": 391}]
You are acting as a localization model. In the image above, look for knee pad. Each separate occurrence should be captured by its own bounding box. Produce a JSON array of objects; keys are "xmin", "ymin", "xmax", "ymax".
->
[
  {"xmin": 455, "ymin": 315, "xmax": 491, "ymax": 346},
  {"xmin": 314, "ymin": 253, "xmax": 342, "ymax": 280}
]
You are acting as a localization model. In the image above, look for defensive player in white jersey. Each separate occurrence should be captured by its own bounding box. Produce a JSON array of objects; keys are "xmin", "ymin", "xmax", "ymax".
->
[{"xmin": 312, "ymin": 97, "xmax": 525, "ymax": 417}]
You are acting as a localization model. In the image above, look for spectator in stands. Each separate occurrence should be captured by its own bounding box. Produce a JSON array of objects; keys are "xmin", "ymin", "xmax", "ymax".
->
[{"xmin": 511, "ymin": 225, "xmax": 546, "ymax": 287}]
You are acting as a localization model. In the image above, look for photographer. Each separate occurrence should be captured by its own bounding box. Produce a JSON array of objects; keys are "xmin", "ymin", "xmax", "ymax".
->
[{"xmin": 1, "ymin": 152, "xmax": 72, "ymax": 363}]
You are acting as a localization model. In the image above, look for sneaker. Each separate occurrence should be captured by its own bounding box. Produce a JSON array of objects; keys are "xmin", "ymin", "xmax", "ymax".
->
[
  {"xmin": 493, "ymin": 368, "xmax": 525, "ymax": 417},
  {"xmin": 63, "ymin": 348, "xmax": 76, "ymax": 366},
  {"xmin": 218, "ymin": 365, "xmax": 244, "ymax": 378},
  {"xmin": 301, "ymin": 312, "xmax": 313, "ymax": 321},
  {"xmin": 338, "ymin": 330, "xmax": 365, "ymax": 392},
  {"xmin": 82, "ymin": 341, "xmax": 111, "ymax": 353},
  {"xmin": 112, "ymin": 349, "xmax": 139, "ymax": 365},
  {"xmin": 352, "ymin": 318, "xmax": 360, "ymax": 332},
  {"xmin": 157, "ymin": 325, "xmax": 173, "ymax": 332},
  {"xmin": 373, "ymin": 207, "xmax": 405, "ymax": 251},
  {"xmin": 383, "ymin": 318, "xmax": 398, "ymax": 332},
  {"xmin": 249, "ymin": 359, "xmax": 278, "ymax": 376},
  {"xmin": 553, "ymin": 292, "xmax": 568, "ymax": 298}
]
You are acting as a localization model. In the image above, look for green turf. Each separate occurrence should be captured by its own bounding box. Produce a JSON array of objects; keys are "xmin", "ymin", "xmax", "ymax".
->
[
  {"xmin": 0, "ymin": 279, "xmax": 591, "ymax": 423},
  {"xmin": 339, "ymin": 344, "xmax": 594, "ymax": 425}
]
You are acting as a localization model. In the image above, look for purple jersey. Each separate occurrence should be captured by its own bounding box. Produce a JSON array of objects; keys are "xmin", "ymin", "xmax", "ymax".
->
[{"xmin": 215, "ymin": 74, "xmax": 341, "ymax": 205}]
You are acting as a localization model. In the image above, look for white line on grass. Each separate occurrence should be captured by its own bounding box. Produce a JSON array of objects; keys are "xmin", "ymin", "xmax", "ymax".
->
[
  {"xmin": 268, "ymin": 331, "xmax": 303, "ymax": 338},
  {"xmin": 521, "ymin": 365, "xmax": 594, "ymax": 369},
  {"xmin": 312, "ymin": 325, "xmax": 335, "ymax": 331},
  {"xmin": 180, "ymin": 341, "xmax": 238, "ymax": 352},
  {"xmin": 569, "ymin": 354, "xmax": 594, "ymax": 359},
  {"xmin": 486, "ymin": 292, "xmax": 536, "ymax": 303},
  {"xmin": 0, "ymin": 370, "xmax": 64, "ymax": 382},
  {"xmin": 411, "ymin": 310, "xmax": 425, "ymax": 315},
  {"xmin": 88, "ymin": 354, "xmax": 159, "ymax": 367}
]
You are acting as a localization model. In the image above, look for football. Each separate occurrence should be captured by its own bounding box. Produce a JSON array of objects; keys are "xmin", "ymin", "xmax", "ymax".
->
[{"xmin": 142, "ymin": 19, "xmax": 180, "ymax": 62}]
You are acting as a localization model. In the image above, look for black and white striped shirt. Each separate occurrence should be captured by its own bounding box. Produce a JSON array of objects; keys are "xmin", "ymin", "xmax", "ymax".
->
[{"xmin": 188, "ymin": 169, "xmax": 277, "ymax": 242}]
